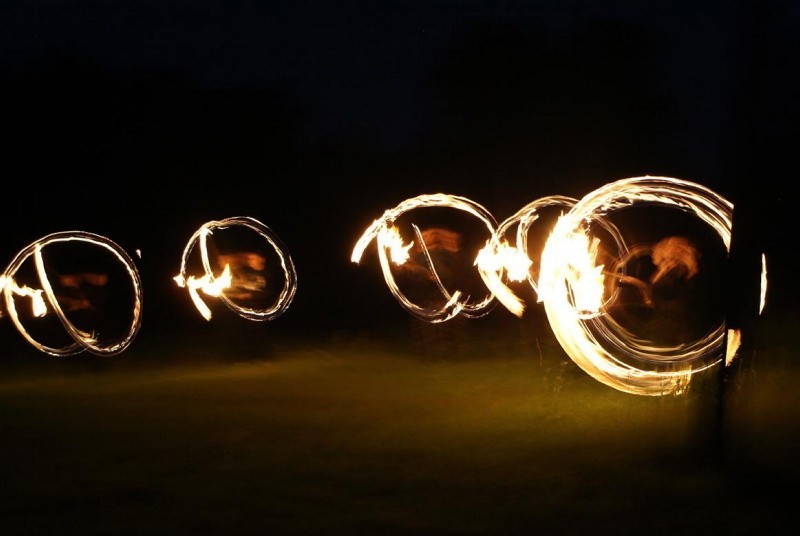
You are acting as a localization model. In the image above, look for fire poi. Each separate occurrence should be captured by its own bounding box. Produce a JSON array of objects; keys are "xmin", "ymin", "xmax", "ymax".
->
[
  {"xmin": 174, "ymin": 216, "xmax": 297, "ymax": 322},
  {"xmin": 0, "ymin": 231, "xmax": 143, "ymax": 356},
  {"xmin": 353, "ymin": 176, "xmax": 768, "ymax": 396},
  {"xmin": 0, "ymin": 179, "xmax": 767, "ymax": 396},
  {"xmin": 351, "ymin": 193, "xmax": 499, "ymax": 323}
]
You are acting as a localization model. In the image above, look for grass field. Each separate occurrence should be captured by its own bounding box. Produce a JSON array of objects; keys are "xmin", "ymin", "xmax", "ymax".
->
[{"xmin": 0, "ymin": 314, "xmax": 798, "ymax": 535}]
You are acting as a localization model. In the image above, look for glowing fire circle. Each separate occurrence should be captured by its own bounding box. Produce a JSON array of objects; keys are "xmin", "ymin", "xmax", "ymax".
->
[
  {"xmin": 538, "ymin": 176, "xmax": 733, "ymax": 396},
  {"xmin": 1, "ymin": 231, "xmax": 143, "ymax": 356},
  {"xmin": 351, "ymin": 193, "xmax": 499, "ymax": 323},
  {"xmin": 174, "ymin": 216, "xmax": 297, "ymax": 322},
  {"xmin": 476, "ymin": 194, "xmax": 627, "ymax": 318}
]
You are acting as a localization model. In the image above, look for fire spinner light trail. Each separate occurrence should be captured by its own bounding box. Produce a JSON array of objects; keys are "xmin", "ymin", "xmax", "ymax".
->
[
  {"xmin": 351, "ymin": 193, "xmax": 498, "ymax": 323},
  {"xmin": 475, "ymin": 196, "xmax": 578, "ymax": 318},
  {"xmin": 0, "ymin": 231, "xmax": 143, "ymax": 356},
  {"xmin": 174, "ymin": 216, "xmax": 297, "ymax": 321},
  {"xmin": 354, "ymin": 177, "xmax": 767, "ymax": 396},
  {"xmin": 475, "ymin": 194, "xmax": 628, "ymax": 319},
  {"xmin": 536, "ymin": 176, "xmax": 737, "ymax": 396}
]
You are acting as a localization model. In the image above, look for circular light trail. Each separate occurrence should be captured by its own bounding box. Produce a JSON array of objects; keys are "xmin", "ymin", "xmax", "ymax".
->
[
  {"xmin": 1, "ymin": 231, "xmax": 143, "ymax": 357},
  {"xmin": 351, "ymin": 193, "xmax": 498, "ymax": 323},
  {"xmin": 475, "ymin": 194, "xmax": 630, "ymax": 318},
  {"xmin": 354, "ymin": 177, "xmax": 759, "ymax": 396},
  {"xmin": 537, "ymin": 176, "xmax": 734, "ymax": 395},
  {"xmin": 174, "ymin": 216, "xmax": 297, "ymax": 322}
]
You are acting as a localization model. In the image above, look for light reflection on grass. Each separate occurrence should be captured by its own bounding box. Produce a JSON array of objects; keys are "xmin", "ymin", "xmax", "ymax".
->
[{"xmin": 0, "ymin": 319, "xmax": 796, "ymax": 534}]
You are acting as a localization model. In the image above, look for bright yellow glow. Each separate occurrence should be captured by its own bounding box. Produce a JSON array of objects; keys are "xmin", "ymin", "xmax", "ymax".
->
[
  {"xmin": 474, "ymin": 195, "xmax": 581, "ymax": 318},
  {"xmin": 383, "ymin": 226, "xmax": 413, "ymax": 265},
  {"xmin": 0, "ymin": 275, "xmax": 48, "ymax": 318},
  {"xmin": 475, "ymin": 240, "xmax": 531, "ymax": 317},
  {"xmin": 549, "ymin": 229, "xmax": 606, "ymax": 315},
  {"xmin": 760, "ymin": 254, "xmax": 767, "ymax": 314},
  {"xmin": 475, "ymin": 241, "xmax": 532, "ymax": 282},
  {"xmin": 174, "ymin": 264, "xmax": 234, "ymax": 321},
  {"xmin": 725, "ymin": 328, "xmax": 741, "ymax": 366}
]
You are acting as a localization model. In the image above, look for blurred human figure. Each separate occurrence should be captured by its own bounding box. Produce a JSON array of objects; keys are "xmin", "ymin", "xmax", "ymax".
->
[
  {"xmin": 394, "ymin": 227, "xmax": 462, "ymax": 282},
  {"xmin": 216, "ymin": 252, "xmax": 267, "ymax": 300},
  {"xmin": 650, "ymin": 236, "xmax": 700, "ymax": 286},
  {"xmin": 57, "ymin": 272, "xmax": 108, "ymax": 311},
  {"xmin": 609, "ymin": 236, "xmax": 706, "ymax": 345}
]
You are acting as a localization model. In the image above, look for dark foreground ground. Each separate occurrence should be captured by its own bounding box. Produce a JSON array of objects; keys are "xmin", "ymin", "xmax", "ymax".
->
[{"xmin": 0, "ymin": 311, "xmax": 798, "ymax": 535}]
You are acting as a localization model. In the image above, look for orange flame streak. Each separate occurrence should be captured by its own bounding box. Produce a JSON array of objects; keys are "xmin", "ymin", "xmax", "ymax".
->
[
  {"xmin": 725, "ymin": 329, "xmax": 741, "ymax": 367},
  {"xmin": 174, "ymin": 264, "xmax": 233, "ymax": 321},
  {"xmin": 475, "ymin": 240, "xmax": 531, "ymax": 317},
  {"xmin": 0, "ymin": 275, "xmax": 48, "ymax": 317},
  {"xmin": 760, "ymin": 254, "xmax": 767, "ymax": 314}
]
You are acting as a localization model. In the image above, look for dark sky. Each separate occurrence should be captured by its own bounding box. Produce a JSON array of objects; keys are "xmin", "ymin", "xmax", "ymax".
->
[
  {"xmin": 1, "ymin": 1, "xmax": 798, "ymax": 338},
  {"xmin": 1, "ymin": 2, "xmax": 773, "ymax": 151}
]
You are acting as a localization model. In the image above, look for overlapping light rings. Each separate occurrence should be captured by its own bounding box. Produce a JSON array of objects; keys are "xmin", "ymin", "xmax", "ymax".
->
[
  {"xmin": 351, "ymin": 193, "xmax": 498, "ymax": 323},
  {"xmin": 538, "ymin": 176, "xmax": 733, "ymax": 396},
  {"xmin": 354, "ymin": 177, "xmax": 739, "ymax": 396},
  {"xmin": 477, "ymin": 194, "xmax": 627, "ymax": 317},
  {"xmin": 1, "ymin": 231, "xmax": 143, "ymax": 356},
  {"xmin": 175, "ymin": 216, "xmax": 297, "ymax": 321}
]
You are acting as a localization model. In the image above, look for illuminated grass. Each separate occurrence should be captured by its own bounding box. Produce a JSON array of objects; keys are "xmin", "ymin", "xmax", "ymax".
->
[{"xmin": 0, "ymin": 320, "xmax": 796, "ymax": 534}]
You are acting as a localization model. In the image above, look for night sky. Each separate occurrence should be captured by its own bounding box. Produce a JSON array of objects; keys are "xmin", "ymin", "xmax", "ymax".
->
[{"xmin": 1, "ymin": 1, "xmax": 798, "ymax": 343}]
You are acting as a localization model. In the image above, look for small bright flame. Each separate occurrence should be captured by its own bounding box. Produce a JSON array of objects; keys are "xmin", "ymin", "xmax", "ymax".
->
[
  {"xmin": 475, "ymin": 241, "xmax": 532, "ymax": 282},
  {"xmin": 552, "ymin": 229, "xmax": 605, "ymax": 316},
  {"xmin": 0, "ymin": 275, "xmax": 48, "ymax": 317},
  {"xmin": 725, "ymin": 328, "xmax": 742, "ymax": 366},
  {"xmin": 760, "ymin": 254, "xmax": 767, "ymax": 314},
  {"xmin": 472, "ymin": 195, "xmax": 583, "ymax": 319},
  {"xmin": 174, "ymin": 265, "xmax": 233, "ymax": 321},
  {"xmin": 383, "ymin": 226, "xmax": 413, "ymax": 266},
  {"xmin": 475, "ymin": 240, "xmax": 530, "ymax": 317}
]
